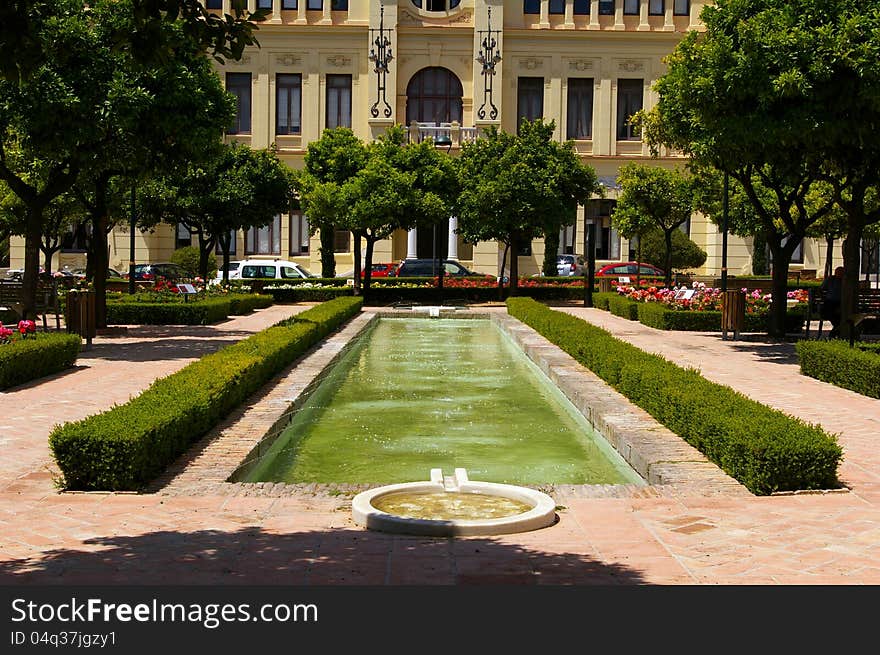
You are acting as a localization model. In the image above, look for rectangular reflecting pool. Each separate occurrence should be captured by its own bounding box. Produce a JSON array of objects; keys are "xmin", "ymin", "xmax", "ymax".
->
[{"xmin": 239, "ymin": 317, "xmax": 643, "ymax": 486}]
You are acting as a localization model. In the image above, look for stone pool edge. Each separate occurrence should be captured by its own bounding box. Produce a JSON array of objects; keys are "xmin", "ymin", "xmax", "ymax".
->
[{"xmin": 152, "ymin": 308, "xmax": 749, "ymax": 500}]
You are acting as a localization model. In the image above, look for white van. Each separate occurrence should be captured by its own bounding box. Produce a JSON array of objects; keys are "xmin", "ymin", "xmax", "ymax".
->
[{"xmin": 233, "ymin": 259, "xmax": 317, "ymax": 281}]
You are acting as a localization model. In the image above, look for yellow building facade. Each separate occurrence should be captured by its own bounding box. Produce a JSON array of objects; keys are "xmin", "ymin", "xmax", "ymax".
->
[{"xmin": 8, "ymin": 0, "xmax": 853, "ymax": 280}]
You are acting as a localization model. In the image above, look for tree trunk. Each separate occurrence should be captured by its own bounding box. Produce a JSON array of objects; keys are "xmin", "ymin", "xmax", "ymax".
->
[
  {"xmin": 840, "ymin": 222, "xmax": 865, "ymax": 343},
  {"xmin": 824, "ymin": 236, "xmax": 835, "ymax": 279},
  {"xmin": 21, "ymin": 208, "xmax": 43, "ymax": 320},
  {"xmin": 663, "ymin": 229, "xmax": 674, "ymax": 288},
  {"xmin": 220, "ymin": 232, "xmax": 232, "ymax": 285},
  {"xmin": 195, "ymin": 229, "xmax": 215, "ymax": 280},
  {"xmin": 509, "ymin": 233, "xmax": 520, "ymax": 296},
  {"xmin": 352, "ymin": 231, "xmax": 362, "ymax": 295},
  {"xmin": 542, "ymin": 229, "xmax": 560, "ymax": 277},
  {"xmin": 41, "ymin": 243, "xmax": 58, "ymax": 274},
  {"xmin": 363, "ymin": 234, "xmax": 375, "ymax": 302},
  {"xmin": 90, "ymin": 214, "xmax": 110, "ymax": 328},
  {"xmin": 766, "ymin": 235, "xmax": 798, "ymax": 339},
  {"xmin": 319, "ymin": 224, "xmax": 336, "ymax": 278},
  {"xmin": 498, "ymin": 242, "xmax": 510, "ymax": 301}
]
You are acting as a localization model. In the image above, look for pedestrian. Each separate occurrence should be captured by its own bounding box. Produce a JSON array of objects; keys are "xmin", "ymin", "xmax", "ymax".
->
[{"xmin": 820, "ymin": 266, "xmax": 844, "ymax": 338}]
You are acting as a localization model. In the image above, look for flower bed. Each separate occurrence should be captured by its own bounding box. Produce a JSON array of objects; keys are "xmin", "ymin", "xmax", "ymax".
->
[
  {"xmin": 0, "ymin": 322, "xmax": 82, "ymax": 390},
  {"xmin": 796, "ymin": 340, "xmax": 880, "ymax": 399},
  {"xmin": 607, "ymin": 283, "xmax": 809, "ymax": 333},
  {"xmin": 49, "ymin": 297, "xmax": 363, "ymax": 490},
  {"xmin": 506, "ymin": 297, "xmax": 842, "ymax": 495}
]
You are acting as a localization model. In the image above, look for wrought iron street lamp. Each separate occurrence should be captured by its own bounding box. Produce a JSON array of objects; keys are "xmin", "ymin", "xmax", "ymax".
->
[
  {"xmin": 368, "ymin": 4, "xmax": 394, "ymax": 119},
  {"xmin": 476, "ymin": 7, "xmax": 502, "ymax": 121}
]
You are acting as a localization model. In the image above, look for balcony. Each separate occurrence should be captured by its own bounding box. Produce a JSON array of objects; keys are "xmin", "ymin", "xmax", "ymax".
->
[{"xmin": 407, "ymin": 121, "xmax": 479, "ymax": 149}]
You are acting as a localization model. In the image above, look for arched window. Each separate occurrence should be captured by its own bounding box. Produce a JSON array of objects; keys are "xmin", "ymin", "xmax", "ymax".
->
[
  {"xmin": 411, "ymin": 0, "xmax": 462, "ymax": 10},
  {"xmin": 406, "ymin": 67, "xmax": 463, "ymax": 125}
]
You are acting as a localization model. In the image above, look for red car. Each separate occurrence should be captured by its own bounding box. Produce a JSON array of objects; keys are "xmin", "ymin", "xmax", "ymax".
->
[
  {"xmin": 596, "ymin": 262, "xmax": 665, "ymax": 280},
  {"xmin": 361, "ymin": 262, "xmax": 397, "ymax": 278}
]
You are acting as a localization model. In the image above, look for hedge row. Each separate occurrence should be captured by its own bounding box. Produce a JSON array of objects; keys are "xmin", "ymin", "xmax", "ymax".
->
[
  {"xmin": 105, "ymin": 294, "xmax": 272, "ymax": 325},
  {"xmin": 507, "ymin": 297, "xmax": 842, "ymax": 495},
  {"xmin": 0, "ymin": 333, "xmax": 82, "ymax": 390},
  {"xmin": 598, "ymin": 296, "xmax": 806, "ymax": 333},
  {"xmin": 264, "ymin": 285, "xmax": 590, "ymax": 305},
  {"xmin": 49, "ymin": 296, "xmax": 363, "ymax": 490},
  {"xmin": 795, "ymin": 340, "xmax": 880, "ymax": 399}
]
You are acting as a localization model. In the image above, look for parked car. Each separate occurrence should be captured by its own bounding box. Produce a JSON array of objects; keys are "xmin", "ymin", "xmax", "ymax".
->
[
  {"xmin": 213, "ymin": 260, "xmax": 241, "ymax": 283},
  {"xmin": 126, "ymin": 263, "xmax": 189, "ymax": 282},
  {"xmin": 235, "ymin": 259, "xmax": 317, "ymax": 280},
  {"xmin": 557, "ymin": 254, "xmax": 586, "ymax": 277},
  {"xmin": 70, "ymin": 267, "xmax": 124, "ymax": 279},
  {"xmin": 595, "ymin": 262, "xmax": 665, "ymax": 280},
  {"xmin": 362, "ymin": 262, "xmax": 397, "ymax": 278},
  {"xmin": 394, "ymin": 258, "xmax": 480, "ymax": 277}
]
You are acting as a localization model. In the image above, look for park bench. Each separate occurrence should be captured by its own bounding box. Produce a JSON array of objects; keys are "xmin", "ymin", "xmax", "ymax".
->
[
  {"xmin": 848, "ymin": 287, "xmax": 880, "ymax": 345},
  {"xmin": 0, "ymin": 279, "xmax": 61, "ymax": 330}
]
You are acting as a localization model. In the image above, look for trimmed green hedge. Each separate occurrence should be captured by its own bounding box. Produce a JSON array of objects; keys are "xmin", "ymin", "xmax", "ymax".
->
[
  {"xmin": 593, "ymin": 292, "xmax": 617, "ymax": 311},
  {"xmin": 507, "ymin": 298, "xmax": 842, "ymax": 495},
  {"xmin": 266, "ymin": 286, "xmax": 354, "ymax": 303},
  {"xmin": 796, "ymin": 340, "xmax": 880, "ymax": 399},
  {"xmin": 607, "ymin": 295, "xmax": 640, "ymax": 320},
  {"xmin": 227, "ymin": 293, "xmax": 273, "ymax": 315},
  {"xmin": 0, "ymin": 333, "xmax": 82, "ymax": 390},
  {"xmin": 49, "ymin": 297, "xmax": 363, "ymax": 490},
  {"xmin": 107, "ymin": 298, "xmax": 231, "ymax": 325},
  {"xmin": 618, "ymin": 301, "xmax": 807, "ymax": 333}
]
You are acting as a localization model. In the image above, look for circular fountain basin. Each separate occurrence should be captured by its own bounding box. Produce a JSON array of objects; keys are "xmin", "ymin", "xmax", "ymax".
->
[{"xmin": 352, "ymin": 468, "xmax": 557, "ymax": 536}]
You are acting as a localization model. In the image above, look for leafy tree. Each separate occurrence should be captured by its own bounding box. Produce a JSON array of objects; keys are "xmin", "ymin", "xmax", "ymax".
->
[
  {"xmin": 638, "ymin": 0, "xmax": 847, "ymax": 336},
  {"xmin": 171, "ymin": 245, "xmax": 217, "ymax": 279},
  {"xmin": 141, "ymin": 143, "xmax": 293, "ymax": 283},
  {"xmin": 337, "ymin": 126, "xmax": 458, "ymax": 295},
  {"xmin": 0, "ymin": 1, "xmax": 265, "ymax": 83},
  {"xmin": 639, "ymin": 227, "xmax": 707, "ymax": 273},
  {"xmin": 296, "ymin": 128, "xmax": 369, "ymax": 279},
  {"xmin": 0, "ymin": 0, "xmax": 235, "ymax": 320},
  {"xmin": 457, "ymin": 120, "xmax": 599, "ymax": 294},
  {"xmin": 612, "ymin": 164, "xmax": 696, "ymax": 287}
]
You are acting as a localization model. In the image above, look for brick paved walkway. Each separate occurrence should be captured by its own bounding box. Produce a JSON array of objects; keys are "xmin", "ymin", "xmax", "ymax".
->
[{"xmin": 1, "ymin": 303, "xmax": 879, "ymax": 585}]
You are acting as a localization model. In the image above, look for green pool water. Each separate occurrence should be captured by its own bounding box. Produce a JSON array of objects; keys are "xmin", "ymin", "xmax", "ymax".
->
[{"xmin": 241, "ymin": 318, "xmax": 643, "ymax": 486}]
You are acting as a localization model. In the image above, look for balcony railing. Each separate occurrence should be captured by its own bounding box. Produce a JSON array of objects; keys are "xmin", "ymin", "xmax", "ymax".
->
[{"xmin": 408, "ymin": 121, "xmax": 479, "ymax": 149}]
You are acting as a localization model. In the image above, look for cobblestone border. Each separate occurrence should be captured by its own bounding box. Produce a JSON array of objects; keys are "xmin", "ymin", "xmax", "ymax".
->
[{"xmin": 154, "ymin": 308, "xmax": 750, "ymax": 500}]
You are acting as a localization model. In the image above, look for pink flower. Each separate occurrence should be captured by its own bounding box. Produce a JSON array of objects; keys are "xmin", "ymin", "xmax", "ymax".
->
[{"xmin": 17, "ymin": 320, "xmax": 36, "ymax": 336}]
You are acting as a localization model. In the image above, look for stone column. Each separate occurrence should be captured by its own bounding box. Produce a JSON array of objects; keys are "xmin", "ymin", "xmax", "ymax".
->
[
  {"xmin": 222, "ymin": 0, "xmax": 231, "ymax": 13},
  {"xmin": 664, "ymin": 1, "xmax": 675, "ymax": 30},
  {"xmin": 564, "ymin": 0, "xmax": 575, "ymax": 28},
  {"xmin": 539, "ymin": 0, "xmax": 550, "ymax": 28},
  {"xmin": 589, "ymin": 0, "xmax": 600, "ymax": 29},
  {"xmin": 638, "ymin": 0, "xmax": 650, "ymax": 30},
  {"xmin": 407, "ymin": 229, "xmax": 418, "ymax": 259},
  {"xmin": 271, "ymin": 0, "xmax": 282, "ymax": 23},
  {"xmin": 614, "ymin": 0, "xmax": 625, "ymax": 29},
  {"xmin": 247, "ymin": 0, "xmax": 256, "ymax": 12},
  {"xmin": 296, "ymin": 0, "xmax": 307, "ymax": 23},
  {"xmin": 448, "ymin": 216, "xmax": 459, "ymax": 260},
  {"xmin": 321, "ymin": 0, "xmax": 332, "ymax": 24}
]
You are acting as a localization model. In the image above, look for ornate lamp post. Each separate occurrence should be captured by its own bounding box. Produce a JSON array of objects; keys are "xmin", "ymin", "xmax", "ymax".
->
[
  {"xmin": 476, "ymin": 7, "xmax": 502, "ymax": 121},
  {"xmin": 368, "ymin": 4, "xmax": 394, "ymax": 119}
]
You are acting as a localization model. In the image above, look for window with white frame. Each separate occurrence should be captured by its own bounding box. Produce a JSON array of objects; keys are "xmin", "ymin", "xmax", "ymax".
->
[
  {"xmin": 289, "ymin": 212, "xmax": 310, "ymax": 256},
  {"xmin": 245, "ymin": 215, "xmax": 282, "ymax": 255}
]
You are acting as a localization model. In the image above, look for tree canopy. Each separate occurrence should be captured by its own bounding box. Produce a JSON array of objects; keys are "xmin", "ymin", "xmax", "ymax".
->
[
  {"xmin": 612, "ymin": 164, "xmax": 696, "ymax": 287},
  {"xmin": 456, "ymin": 120, "xmax": 599, "ymax": 292}
]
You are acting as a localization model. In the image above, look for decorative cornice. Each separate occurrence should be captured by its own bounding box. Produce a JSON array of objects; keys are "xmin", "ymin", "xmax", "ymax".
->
[
  {"xmin": 275, "ymin": 54, "xmax": 301, "ymax": 67},
  {"xmin": 227, "ymin": 54, "xmax": 252, "ymax": 67},
  {"xmin": 519, "ymin": 57, "xmax": 544, "ymax": 71},
  {"xmin": 399, "ymin": 7, "xmax": 472, "ymax": 26},
  {"xmin": 326, "ymin": 55, "xmax": 351, "ymax": 68},
  {"xmin": 618, "ymin": 59, "xmax": 645, "ymax": 73},
  {"xmin": 569, "ymin": 59, "xmax": 594, "ymax": 72}
]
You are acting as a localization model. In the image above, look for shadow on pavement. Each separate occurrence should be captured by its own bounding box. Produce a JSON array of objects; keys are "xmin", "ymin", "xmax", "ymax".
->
[{"xmin": 0, "ymin": 527, "xmax": 646, "ymax": 586}]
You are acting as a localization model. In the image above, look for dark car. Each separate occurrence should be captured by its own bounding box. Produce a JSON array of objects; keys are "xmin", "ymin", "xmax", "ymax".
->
[
  {"xmin": 394, "ymin": 259, "xmax": 478, "ymax": 277},
  {"xmin": 595, "ymin": 262, "xmax": 665, "ymax": 280},
  {"xmin": 128, "ymin": 263, "xmax": 188, "ymax": 282}
]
